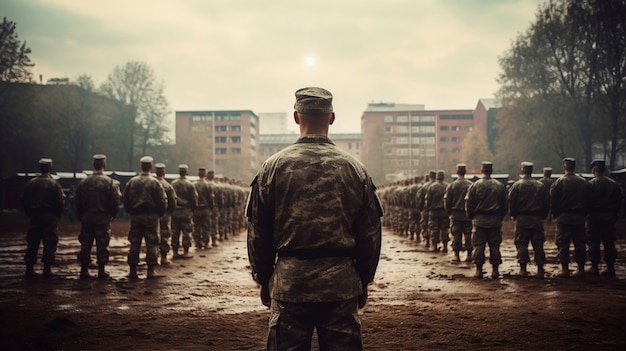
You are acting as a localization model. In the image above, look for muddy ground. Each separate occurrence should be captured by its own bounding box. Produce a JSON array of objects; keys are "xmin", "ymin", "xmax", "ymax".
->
[{"xmin": 0, "ymin": 214, "xmax": 625, "ymax": 351}]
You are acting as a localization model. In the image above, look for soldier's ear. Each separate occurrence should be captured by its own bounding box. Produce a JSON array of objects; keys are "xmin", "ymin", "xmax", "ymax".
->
[
  {"xmin": 329, "ymin": 113, "xmax": 335, "ymax": 125},
  {"xmin": 293, "ymin": 111, "xmax": 301, "ymax": 125}
]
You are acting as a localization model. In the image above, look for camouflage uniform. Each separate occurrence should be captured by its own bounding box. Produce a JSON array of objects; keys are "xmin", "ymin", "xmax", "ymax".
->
[
  {"xmin": 75, "ymin": 164, "xmax": 121, "ymax": 272},
  {"xmin": 550, "ymin": 159, "xmax": 590, "ymax": 275},
  {"xmin": 171, "ymin": 167, "xmax": 198, "ymax": 257},
  {"xmin": 406, "ymin": 178, "xmax": 422, "ymax": 240},
  {"xmin": 465, "ymin": 163, "xmax": 508, "ymax": 278},
  {"xmin": 539, "ymin": 168, "xmax": 555, "ymax": 223},
  {"xmin": 425, "ymin": 172, "xmax": 449, "ymax": 251},
  {"xmin": 156, "ymin": 169, "xmax": 177, "ymax": 262},
  {"xmin": 508, "ymin": 167, "xmax": 550, "ymax": 274},
  {"xmin": 193, "ymin": 172, "xmax": 215, "ymax": 249},
  {"xmin": 417, "ymin": 174, "xmax": 433, "ymax": 246},
  {"xmin": 123, "ymin": 165, "xmax": 167, "ymax": 270},
  {"xmin": 21, "ymin": 160, "xmax": 64, "ymax": 276},
  {"xmin": 247, "ymin": 87, "xmax": 382, "ymax": 351},
  {"xmin": 444, "ymin": 170, "xmax": 472, "ymax": 261},
  {"xmin": 586, "ymin": 160, "xmax": 622, "ymax": 276}
]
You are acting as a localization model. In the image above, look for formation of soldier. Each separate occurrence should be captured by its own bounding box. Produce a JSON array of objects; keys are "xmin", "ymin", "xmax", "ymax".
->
[
  {"xmin": 380, "ymin": 158, "xmax": 623, "ymax": 279},
  {"xmin": 21, "ymin": 154, "xmax": 249, "ymax": 279}
]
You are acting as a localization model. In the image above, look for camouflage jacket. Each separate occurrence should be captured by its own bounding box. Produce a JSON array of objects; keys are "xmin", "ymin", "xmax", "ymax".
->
[
  {"xmin": 171, "ymin": 177, "xmax": 198, "ymax": 216},
  {"xmin": 247, "ymin": 135, "xmax": 383, "ymax": 303},
  {"xmin": 157, "ymin": 177, "xmax": 177, "ymax": 215},
  {"xmin": 465, "ymin": 176, "xmax": 507, "ymax": 228},
  {"xmin": 444, "ymin": 178, "xmax": 472, "ymax": 220},
  {"xmin": 75, "ymin": 172, "xmax": 121, "ymax": 219},
  {"xmin": 21, "ymin": 175, "xmax": 64, "ymax": 218},
  {"xmin": 508, "ymin": 175, "xmax": 550, "ymax": 228},
  {"xmin": 194, "ymin": 179, "xmax": 215, "ymax": 209},
  {"xmin": 425, "ymin": 180, "xmax": 449, "ymax": 215},
  {"xmin": 123, "ymin": 173, "xmax": 167, "ymax": 217},
  {"xmin": 550, "ymin": 173, "xmax": 590, "ymax": 224},
  {"xmin": 588, "ymin": 176, "xmax": 622, "ymax": 221}
]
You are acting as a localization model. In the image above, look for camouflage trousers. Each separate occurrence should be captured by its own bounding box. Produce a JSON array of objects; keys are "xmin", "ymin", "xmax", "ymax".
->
[
  {"xmin": 171, "ymin": 215, "xmax": 193, "ymax": 253},
  {"xmin": 127, "ymin": 214, "xmax": 160, "ymax": 266},
  {"xmin": 159, "ymin": 214, "xmax": 172, "ymax": 254},
  {"xmin": 193, "ymin": 208, "xmax": 211, "ymax": 247},
  {"xmin": 471, "ymin": 225, "xmax": 502, "ymax": 266},
  {"xmin": 267, "ymin": 297, "xmax": 363, "ymax": 351},
  {"xmin": 514, "ymin": 224, "xmax": 546, "ymax": 265},
  {"xmin": 209, "ymin": 208, "xmax": 219, "ymax": 242},
  {"xmin": 586, "ymin": 219, "xmax": 617, "ymax": 265},
  {"xmin": 419, "ymin": 210, "xmax": 429, "ymax": 242},
  {"xmin": 450, "ymin": 219, "xmax": 472, "ymax": 252},
  {"xmin": 24, "ymin": 213, "xmax": 59, "ymax": 265},
  {"xmin": 78, "ymin": 214, "xmax": 112, "ymax": 265},
  {"xmin": 555, "ymin": 222, "xmax": 586, "ymax": 265},
  {"xmin": 428, "ymin": 214, "xmax": 450, "ymax": 246}
]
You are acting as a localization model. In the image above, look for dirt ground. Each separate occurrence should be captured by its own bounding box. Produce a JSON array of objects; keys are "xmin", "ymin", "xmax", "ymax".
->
[{"xmin": 1, "ymin": 214, "xmax": 625, "ymax": 351}]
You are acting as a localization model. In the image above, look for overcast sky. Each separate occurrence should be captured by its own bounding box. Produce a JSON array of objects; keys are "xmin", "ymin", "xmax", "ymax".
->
[{"xmin": 4, "ymin": 0, "xmax": 542, "ymax": 133}]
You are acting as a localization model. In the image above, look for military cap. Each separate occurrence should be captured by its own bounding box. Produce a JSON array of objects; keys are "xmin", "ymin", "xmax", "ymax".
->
[
  {"xmin": 543, "ymin": 167, "xmax": 552, "ymax": 172},
  {"xmin": 198, "ymin": 167, "xmax": 206, "ymax": 172},
  {"xmin": 294, "ymin": 87, "xmax": 333, "ymax": 114},
  {"xmin": 590, "ymin": 159, "xmax": 605, "ymax": 169},
  {"xmin": 521, "ymin": 161, "xmax": 533, "ymax": 168},
  {"xmin": 140, "ymin": 156, "xmax": 153, "ymax": 164},
  {"xmin": 456, "ymin": 163, "xmax": 466, "ymax": 171},
  {"xmin": 429, "ymin": 170, "xmax": 436, "ymax": 176},
  {"xmin": 562, "ymin": 157, "xmax": 576, "ymax": 164},
  {"xmin": 155, "ymin": 163, "xmax": 166, "ymax": 169},
  {"xmin": 38, "ymin": 158, "xmax": 53, "ymax": 165},
  {"xmin": 207, "ymin": 170, "xmax": 215, "ymax": 175},
  {"xmin": 178, "ymin": 164, "xmax": 189, "ymax": 170},
  {"xmin": 481, "ymin": 161, "xmax": 493, "ymax": 170},
  {"xmin": 93, "ymin": 154, "xmax": 107, "ymax": 161},
  {"xmin": 436, "ymin": 170, "xmax": 445, "ymax": 179}
]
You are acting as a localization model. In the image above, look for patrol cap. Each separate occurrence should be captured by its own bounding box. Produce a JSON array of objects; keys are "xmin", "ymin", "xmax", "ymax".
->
[
  {"xmin": 562, "ymin": 157, "xmax": 576, "ymax": 164},
  {"xmin": 521, "ymin": 161, "xmax": 533, "ymax": 168},
  {"xmin": 38, "ymin": 158, "xmax": 52, "ymax": 165},
  {"xmin": 198, "ymin": 167, "xmax": 206, "ymax": 172},
  {"xmin": 93, "ymin": 154, "xmax": 107, "ymax": 161},
  {"xmin": 543, "ymin": 167, "xmax": 552, "ymax": 172},
  {"xmin": 436, "ymin": 170, "xmax": 445, "ymax": 179},
  {"xmin": 429, "ymin": 170, "xmax": 436, "ymax": 177},
  {"xmin": 456, "ymin": 163, "xmax": 466, "ymax": 171},
  {"xmin": 155, "ymin": 163, "xmax": 166, "ymax": 169},
  {"xmin": 590, "ymin": 159, "xmax": 605, "ymax": 169},
  {"xmin": 294, "ymin": 87, "xmax": 333, "ymax": 114},
  {"xmin": 140, "ymin": 156, "xmax": 153, "ymax": 164},
  {"xmin": 178, "ymin": 164, "xmax": 189, "ymax": 170},
  {"xmin": 481, "ymin": 161, "xmax": 493, "ymax": 171}
]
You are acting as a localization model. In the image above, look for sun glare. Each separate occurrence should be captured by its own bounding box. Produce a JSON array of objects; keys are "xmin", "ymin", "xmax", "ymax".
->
[{"xmin": 305, "ymin": 55, "xmax": 316, "ymax": 67}]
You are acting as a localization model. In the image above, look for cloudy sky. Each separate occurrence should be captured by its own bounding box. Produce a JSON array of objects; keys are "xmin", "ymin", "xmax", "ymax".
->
[{"xmin": 4, "ymin": 0, "xmax": 542, "ymax": 134}]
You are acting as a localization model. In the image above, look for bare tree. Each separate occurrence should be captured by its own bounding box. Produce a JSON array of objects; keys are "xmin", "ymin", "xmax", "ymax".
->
[{"xmin": 0, "ymin": 17, "xmax": 34, "ymax": 83}]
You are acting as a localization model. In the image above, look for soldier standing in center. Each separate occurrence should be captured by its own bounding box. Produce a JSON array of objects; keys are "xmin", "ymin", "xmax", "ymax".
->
[
  {"xmin": 465, "ymin": 161, "xmax": 508, "ymax": 279},
  {"xmin": 425, "ymin": 170, "xmax": 449, "ymax": 252},
  {"xmin": 444, "ymin": 164, "xmax": 473, "ymax": 262},
  {"xmin": 123, "ymin": 156, "xmax": 167, "ymax": 279},
  {"xmin": 550, "ymin": 158, "xmax": 590, "ymax": 277},
  {"xmin": 171, "ymin": 164, "xmax": 198, "ymax": 259},
  {"xmin": 508, "ymin": 162, "xmax": 550, "ymax": 277},
  {"xmin": 74, "ymin": 154, "xmax": 121, "ymax": 279},
  {"xmin": 155, "ymin": 163, "xmax": 177, "ymax": 265}
]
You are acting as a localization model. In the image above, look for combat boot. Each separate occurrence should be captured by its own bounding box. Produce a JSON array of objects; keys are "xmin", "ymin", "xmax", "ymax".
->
[
  {"xmin": 147, "ymin": 265, "xmax": 158, "ymax": 279},
  {"xmin": 600, "ymin": 263, "xmax": 616, "ymax": 277},
  {"xmin": 182, "ymin": 246, "xmax": 194, "ymax": 259},
  {"xmin": 25, "ymin": 264, "xmax": 38, "ymax": 278},
  {"xmin": 160, "ymin": 253, "xmax": 170, "ymax": 265},
  {"xmin": 473, "ymin": 264, "xmax": 484, "ymax": 278},
  {"xmin": 452, "ymin": 251, "xmax": 461, "ymax": 263},
  {"xmin": 128, "ymin": 265, "xmax": 139, "ymax": 279},
  {"xmin": 556, "ymin": 263, "xmax": 570, "ymax": 278},
  {"xmin": 537, "ymin": 264, "xmax": 545, "ymax": 278},
  {"xmin": 573, "ymin": 263, "xmax": 585, "ymax": 277},
  {"xmin": 491, "ymin": 265, "xmax": 500, "ymax": 279},
  {"xmin": 80, "ymin": 264, "xmax": 91, "ymax": 279},
  {"xmin": 518, "ymin": 263, "xmax": 528, "ymax": 277},
  {"xmin": 465, "ymin": 249, "xmax": 473, "ymax": 263},
  {"xmin": 43, "ymin": 263, "xmax": 54, "ymax": 278},
  {"xmin": 98, "ymin": 264, "xmax": 110, "ymax": 279},
  {"xmin": 441, "ymin": 242, "xmax": 448, "ymax": 253}
]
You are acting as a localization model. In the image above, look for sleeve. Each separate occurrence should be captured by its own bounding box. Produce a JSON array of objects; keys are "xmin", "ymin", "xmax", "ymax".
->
[
  {"xmin": 353, "ymin": 176, "xmax": 383, "ymax": 286},
  {"xmin": 154, "ymin": 182, "xmax": 167, "ymax": 217},
  {"xmin": 246, "ymin": 174, "xmax": 276, "ymax": 286},
  {"xmin": 110, "ymin": 180, "xmax": 122, "ymax": 218},
  {"xmin": 465, "ymin": 184, "xmax": 475, "ymax": 219},
  {"xmin": 54, "ymin": 182, "xmax": 65, "ymax": 218}
]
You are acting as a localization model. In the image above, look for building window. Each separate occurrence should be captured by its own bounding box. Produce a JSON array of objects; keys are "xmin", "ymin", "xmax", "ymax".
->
[
  {"xmin": 231, "ymin": 148, "xmax": 241, "ymax": 154},
  {"xmin": 452, "ymin": 126, "xmax": 460, "ymax": 131},
  {"xmin": 216, "ymin": 148, "xmax": 227, "ymax": 154},
  {"xmin": 465, "ymin": 126, "xmax": 473, "ymax": 131},
  {"xmin": 440, "ymin": 137, "xmax": 449, "ymax": 142},
  {"xmin": 451, "ymin": 137, "xmax": 459, "ymax": 143},
  {"xmin": 385, "ymin": 126, "xmax": 392, "ymax": 133},
  {"xmin": 397, "ymin": 148, "xmax": 409, "ymax": 156},
  {"xmin": 440, "ymin": 126, "xmax": 449, "ymax": 131},
  {"xmin": 421, "ymin": 137, "xmax": 435, "ymax": 144},
  {"xmin": 397, "ymin": 115, "xmax": 408, "ymax": 122},
  {"xmin": 348, "ymin": 143, "xmax": 352, "ymax": 150},
  {"xmin": 397, "ymin": 126, "xmax": 408, "ymax": 133},
  {"xmin": 384, "ymin": 115, "xmax": 393, "ymax": 122},
  {"xmin": 191, "ymin": 126, "xmax": 205, "ymax": 132},
  {"xmin": 215, "ymin": 125, "xmax": 227, "ymax": 132},
  {"xmin": 192, "ymin": 115, "xmax": 212, "ymax": 122},
  {"xmin": 440, "ymin": 148, "xmax": 448, "ymax": 153},
  {"xmin": 396, "ymin": 137, "xmax": 408, "ymax": 144},
  {"xmin": 420, "ymin": 115, "xmax": 435, "ymax": 122},
  {"xmin": 452, "ymin": 148, "xmax": 460, "ymax": 153},
  {"xmin": 230, "ymin": 125, "xmax": 241, "ymax": 132},
  {"xmin": 215, "ymin": 136, "xmax": 227, "ymax": 143},
  {"xmin": 420, "ymin": 126, "xmax": 435, "ymax": 133},
  {"xmin": 230, "ymin": 136, "xmax": 241, "ymax": 143}
]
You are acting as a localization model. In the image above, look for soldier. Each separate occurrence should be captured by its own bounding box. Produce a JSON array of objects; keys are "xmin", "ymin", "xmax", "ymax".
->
[
  {"xmin": 247, "ymin": 87, "xmax": 382, "ymax": 350},
  {"xmin": 123, "ymin": 156, "xmax": 167, "ymax": 279},
  {"xmin": 539, "ymin": 167, "xmax": 555, "ymax": 223},
  {"xmin": 22, "ymin": 158, "xmax": 65, "ymax": 277},
  {"xmin": 444, "ymin": 164, "xmax": 473, "ymax": 262},
  {"xmin": 206, "ymin": 170, "xmax": 221, "ymax": 246},
  {"xmin": 155, "ymin": 163, "xmax": 177, "ymax": 265},
  {"xmin": 465, "ymin": 161, "xmax": 508, "ymax": 279},
  {"xmin": 193, "ymin": 167, "xmax": 215, "ymax": 249},
  {"xmin": 550, "ymin": 157, "xmax": 590, "ymax": 277},
  {"xmin": 508, "ymin": 162, "xmax": 550, "ymax": 277},
  {"xmin": 418, "ymin": 171, "xmax": 435, "ymax": 246},
  {"xmin": 406, "ymin": 176, "xmax": 422, "ymax": 241},
  {"xmin": 425, "ymin": 170, "xmax": 449, "ymax": 252},
  {"xmin": 171, "ymin": 164, "xmax": 198, "ymax": 259},
  {"xmin": 586, "ymin": 160, "xmax": 622, "ymax": 277},
  {"xmin": 75, "ymin": 154, "xmax": 121, "ymax": 279}
]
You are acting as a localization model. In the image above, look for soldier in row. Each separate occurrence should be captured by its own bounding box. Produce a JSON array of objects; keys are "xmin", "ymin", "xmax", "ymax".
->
[
  {"xmin": 444, "ymin": 164, "xmax": 473, "ymax": 262},
  {"xmin": 155, "ymin": 163, "xmax": 177, "ymax": 265},
  {"xmin": 171, "ymin": 164, "xmax": 198, "ymax": 259}
]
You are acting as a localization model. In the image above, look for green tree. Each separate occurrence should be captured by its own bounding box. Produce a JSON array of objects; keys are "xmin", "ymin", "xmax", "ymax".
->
[
  {"xmin": 100, "ymin": 61, "xmax": 171, "ymax": 169},
  {"xmin": 0, "ymin": 17, "xmax": 34, "ymax": 83},
  {"xmin": 460, "ymin": 129, "xmax": 494, "ymax": 173}
]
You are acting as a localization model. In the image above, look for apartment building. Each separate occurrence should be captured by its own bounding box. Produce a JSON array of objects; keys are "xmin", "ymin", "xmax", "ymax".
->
[{"xmin": 259, "ymin": 133, "xmax": 362, "ymax": 163}]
